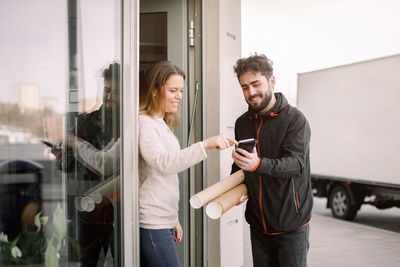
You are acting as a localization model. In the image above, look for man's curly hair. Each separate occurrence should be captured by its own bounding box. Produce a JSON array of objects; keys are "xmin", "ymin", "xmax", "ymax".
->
[{"xmin": 233, "ymin": 54, "xmax": 273, "ymax": 80}]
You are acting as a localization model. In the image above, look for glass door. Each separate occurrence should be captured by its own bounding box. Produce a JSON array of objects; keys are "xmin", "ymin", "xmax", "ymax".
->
[{"xmin": 0, "ymin": 0, "xmax": 136, "ymax": 266}]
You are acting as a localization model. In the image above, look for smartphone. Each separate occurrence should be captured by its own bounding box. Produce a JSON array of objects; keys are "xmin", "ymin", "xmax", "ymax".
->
[
  {"xmin": 236, "ymin": 138, "xmax": 257, "ymax": 153},
  {"xmin": 40, "ymin": 140, "xmax": 61, "ymax": 154}
]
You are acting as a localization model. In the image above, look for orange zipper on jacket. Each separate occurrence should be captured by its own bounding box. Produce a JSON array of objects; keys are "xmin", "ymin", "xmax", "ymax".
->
[
  {"xmin": 252, "ymin": 112, "xmax": 309, "ymax": 235},
  {"xmin": 256, "ymin": 118, "xmax": 268, "ymax": 233},
  {"xmin": 296, "ymin": 190, "xmax": 300, "ymax": 209},
  {"xmin": 256, "ymin": 116, "xmax": 301, "ymax": 235}
]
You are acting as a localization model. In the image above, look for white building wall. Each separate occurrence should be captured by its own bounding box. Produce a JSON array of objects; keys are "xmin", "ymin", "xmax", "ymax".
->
[
  {"xmin": 218, "ymin": 1, "xmax": 248, "ymax": 267},
  {"xmin": 205, "ymin": 0, "xmax": 249, "ymax": 266}
]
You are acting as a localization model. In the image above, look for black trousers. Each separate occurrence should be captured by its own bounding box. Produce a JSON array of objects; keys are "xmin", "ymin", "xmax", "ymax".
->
[
  {"xmin": 250, "ymin": 225, "xmax": 310, "ymax": 267},
  {"xmin": 78, "ymin": 197, "xmax": 115, "ymax": 267}
]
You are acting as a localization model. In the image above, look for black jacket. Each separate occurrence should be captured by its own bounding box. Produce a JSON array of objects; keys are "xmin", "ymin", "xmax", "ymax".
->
[
  {"xmin": 232, "ymin": 93, "xmax": 313, "ymax": 234},
  {"xmin": 61, "ymin": 105, "xmax": 120, "ymax": 186}
]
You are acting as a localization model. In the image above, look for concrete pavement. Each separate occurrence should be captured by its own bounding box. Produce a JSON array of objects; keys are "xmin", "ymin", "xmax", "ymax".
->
[
  {"xmin": 308, "ymin": 200, "xmax": 400, "ymax": 267},
  {"xmin": 242, "ymin": 197, "xmax": 400, "ymax": 267}
]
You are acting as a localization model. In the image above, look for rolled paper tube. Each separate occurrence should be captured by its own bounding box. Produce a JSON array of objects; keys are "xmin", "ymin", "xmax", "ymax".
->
[
  {"xmin": 206, "ymin": 183, "xmax": 248, "ymax": 219},
  {"xmin": 79, "ymin": 196, "xmax": 95, "ymax": 212},
  {"xmin": 75, "ymin": 176, "xmax": 120, "ymax": 212},
  {"xmin": 83, "ymin": 175, "xmax": 120, "ymax": 197},
  {"xmin": 190, "ymin": 170, "xmax": 244, "ymax": 209}
]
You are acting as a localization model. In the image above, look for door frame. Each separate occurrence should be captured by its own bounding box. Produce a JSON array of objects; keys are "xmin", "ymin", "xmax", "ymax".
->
[{"xmin": 121, "ymin": 0, "xmax": 140, "ymax": 266}]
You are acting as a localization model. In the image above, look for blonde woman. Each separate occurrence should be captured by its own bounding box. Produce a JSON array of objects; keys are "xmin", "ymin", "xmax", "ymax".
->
[{"xmin": 139, "ymin": 61, "xmax": 236, "ymax": 266}]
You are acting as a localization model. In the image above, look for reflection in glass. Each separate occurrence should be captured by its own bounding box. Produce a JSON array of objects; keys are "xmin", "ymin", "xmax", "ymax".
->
[{"xmin": 0, "ymin": 0, "xmax": 122, "ymax": 265}]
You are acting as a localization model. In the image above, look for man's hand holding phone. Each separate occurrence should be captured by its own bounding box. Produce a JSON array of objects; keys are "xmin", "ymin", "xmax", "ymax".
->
[
  {"xmin": 41, "ymin": 140, "xmax": 61, "ymax": 155},
  {"xmin": 232, "ymin": 138, "xmax": 260, "ymax": 171}
]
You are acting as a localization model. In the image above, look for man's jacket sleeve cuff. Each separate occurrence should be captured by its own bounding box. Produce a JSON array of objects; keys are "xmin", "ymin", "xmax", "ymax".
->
[{"xmin": 250, "ymin": 158, "xmax": 261, "ymax": 172}]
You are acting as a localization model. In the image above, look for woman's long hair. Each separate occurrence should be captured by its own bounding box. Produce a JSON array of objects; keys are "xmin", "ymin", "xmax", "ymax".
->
[{"xmin": 139, "ymin": 61, "xmax": 185, "ymax": 130}]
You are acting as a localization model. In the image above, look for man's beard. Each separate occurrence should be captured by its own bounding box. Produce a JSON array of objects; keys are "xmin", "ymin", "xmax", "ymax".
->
[
  {"xmin": 247, "ymin": 92, "xmax": 272, "ymax": 113},
  {"xmin": 104, "ymin": 101, "xmax": 120, "ymax": 119}
]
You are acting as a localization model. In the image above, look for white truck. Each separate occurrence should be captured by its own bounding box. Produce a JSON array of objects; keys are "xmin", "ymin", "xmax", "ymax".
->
[{"xmin": 297, "ymin": 54, "xmax": 400, "ymax": 220}]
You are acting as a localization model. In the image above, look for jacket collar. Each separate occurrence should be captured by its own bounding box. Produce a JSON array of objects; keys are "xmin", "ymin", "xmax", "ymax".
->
[{"xmin": 248, "ymin": 93, "xmax": 288, "ymax": 119}]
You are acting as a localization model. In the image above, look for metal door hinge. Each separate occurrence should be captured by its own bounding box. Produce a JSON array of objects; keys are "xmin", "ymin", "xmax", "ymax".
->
[{"xmin": 189, "ymin": 20, "xmax": 195, "ymax": 47}]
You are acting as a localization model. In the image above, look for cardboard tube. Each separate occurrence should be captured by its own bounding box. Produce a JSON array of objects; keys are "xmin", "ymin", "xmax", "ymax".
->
[
  {"xmin": 83, "ymin": 175, "xmax": 120, "ymax": 197},
  {"xmin": 76, "ymin": 176, "xmax": 120, "ymax": 212},
  {"xmin": 190, "ymin": 170, "xmax": 244, "ymax": 209},
  {"xmin": 206, "ymin": 183, "xmax": 248, "ymax": 219}
]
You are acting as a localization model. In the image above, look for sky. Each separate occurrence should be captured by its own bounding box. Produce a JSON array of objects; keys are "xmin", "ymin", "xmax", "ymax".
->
[
  {"xmin": 0, "ymin": 0, "xmax": 119, "ymax": 114},
  {"xmin": 2, "ymin": 0, "xmax": 400, "ymax": 112},
  {"xmin": 241, "ymin": 0, "xmax": 400, "ymax": 105}
]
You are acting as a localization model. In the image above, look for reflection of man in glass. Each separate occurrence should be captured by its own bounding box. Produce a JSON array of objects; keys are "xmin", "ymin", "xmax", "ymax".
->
[{"xmin": 57, "ymin": 62, "xmax": 120, "ymax": 266}]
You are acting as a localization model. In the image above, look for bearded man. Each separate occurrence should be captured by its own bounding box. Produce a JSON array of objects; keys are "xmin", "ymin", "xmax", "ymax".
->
[{"xmin": 231, "ymin": 54, "xmax": 313, "ymax": 267}]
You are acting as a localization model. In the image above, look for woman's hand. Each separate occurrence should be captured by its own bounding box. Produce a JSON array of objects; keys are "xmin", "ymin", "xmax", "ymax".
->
[
  {"xmin": 203, "ymin": 135, "xmax": 237, "ymax": 150},
  {"xmin": 175, "ymin": 221, "xmax": 183, "ymax": 242}
]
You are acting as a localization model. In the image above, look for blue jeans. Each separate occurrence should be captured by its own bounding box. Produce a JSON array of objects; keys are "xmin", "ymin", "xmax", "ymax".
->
[
  {"xmin": 250, "ymin": 225, "xmax": 310, "ymax": 267},
  {"xmin": 140, "ymin": 227, "xmax": 180, "ymax": 267}
]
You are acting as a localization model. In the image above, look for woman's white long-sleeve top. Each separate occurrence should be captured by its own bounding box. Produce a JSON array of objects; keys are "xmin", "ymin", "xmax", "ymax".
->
[
  {"xmin": 74, "ymin": 138, "xmax": 120, "ymax": 176},
  {"xmin": 139, "ymin": 114, "xmax": 207, "ymax": 229}
]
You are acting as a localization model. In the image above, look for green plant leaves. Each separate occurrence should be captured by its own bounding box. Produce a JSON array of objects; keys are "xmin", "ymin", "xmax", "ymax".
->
[{"xmin": 1, "ymin": 203, "xmax": 79, "ymax": 265}]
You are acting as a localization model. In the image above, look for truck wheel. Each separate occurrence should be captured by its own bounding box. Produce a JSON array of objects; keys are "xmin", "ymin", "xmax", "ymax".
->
[{"xmin": 329, "ymin": 185, "xmax": 358, "ymax": 221}]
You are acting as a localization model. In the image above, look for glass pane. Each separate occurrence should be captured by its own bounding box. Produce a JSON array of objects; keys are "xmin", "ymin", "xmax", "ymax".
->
[{"xmin": 0, "ymin": 0, "xmax": 122, "ymax": 266}]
